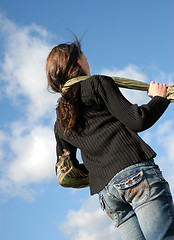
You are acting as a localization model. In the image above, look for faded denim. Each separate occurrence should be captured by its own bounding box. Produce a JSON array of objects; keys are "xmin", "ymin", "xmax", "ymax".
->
[{"xmin": 99, "ymin": 160, "xmax": 174, "ymax": 240}]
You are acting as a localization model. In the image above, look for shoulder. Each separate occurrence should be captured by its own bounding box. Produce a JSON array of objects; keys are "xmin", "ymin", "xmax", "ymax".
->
[
  {"xmin": 86, "ymin": 75, "xmax": 113, "ymax": 82},
  {"xmin": 80, "ymin": 75, "xmax": 117, "ymax": 98},
  {"xmin": 80, "ymin": 75, "xmax": 114, "ymax": 90}
]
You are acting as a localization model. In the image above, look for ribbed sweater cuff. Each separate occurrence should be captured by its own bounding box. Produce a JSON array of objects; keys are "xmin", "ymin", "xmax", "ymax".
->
[
  {"xmin": 148, "ymin": 96, "xmax": 171, "ymax": 108},
  {"xmin": 147, "ymin": 96, "xmax": 171, "ymax": 121}
]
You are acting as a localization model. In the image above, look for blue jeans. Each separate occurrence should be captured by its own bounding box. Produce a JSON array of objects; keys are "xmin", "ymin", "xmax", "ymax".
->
[{"xmin": 99, "ymin": 160, "xmax": 174, "ymax": 240}]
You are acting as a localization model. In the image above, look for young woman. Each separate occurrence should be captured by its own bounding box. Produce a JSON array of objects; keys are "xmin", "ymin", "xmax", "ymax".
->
[{"xmin": 46, "ymin": 39, "xmax": 174, "ymax": 240}]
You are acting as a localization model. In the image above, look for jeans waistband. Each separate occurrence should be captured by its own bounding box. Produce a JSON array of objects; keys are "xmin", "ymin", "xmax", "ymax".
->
[
  {"xmin": 109, "ymin": 159, "xmax": 155, "ymax": 186},
  {"xmin": 125, "ymin": 159, "xmax": 155, "ymax": 170}
]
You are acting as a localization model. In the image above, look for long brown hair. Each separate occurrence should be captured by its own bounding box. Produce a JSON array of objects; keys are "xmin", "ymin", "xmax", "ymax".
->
[{"xmin": 46, "ymin": 38, "xmax": 87, "ymax": 133}]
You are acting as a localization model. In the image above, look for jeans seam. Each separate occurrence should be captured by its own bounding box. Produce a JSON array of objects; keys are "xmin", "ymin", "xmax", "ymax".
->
[{"xmin": 99, "ymin": 191, "xmax": 119, "ymax": 226}]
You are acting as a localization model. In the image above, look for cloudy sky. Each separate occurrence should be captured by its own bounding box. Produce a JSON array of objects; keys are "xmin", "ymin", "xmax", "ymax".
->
[{"xmin": 0, "ymin": 1, "xmax": 174, "ymax": 239}]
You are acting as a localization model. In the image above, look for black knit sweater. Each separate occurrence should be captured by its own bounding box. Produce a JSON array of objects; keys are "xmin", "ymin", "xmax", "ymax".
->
[{"xmin": 55, "ymin": 75, "xmax": 170, "ymax": 195}]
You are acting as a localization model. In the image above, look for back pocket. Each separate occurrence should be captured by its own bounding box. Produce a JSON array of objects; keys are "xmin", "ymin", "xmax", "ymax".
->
[{"xmin": 113, "ymin": 169, "xmax": 150, "ymax": 207}]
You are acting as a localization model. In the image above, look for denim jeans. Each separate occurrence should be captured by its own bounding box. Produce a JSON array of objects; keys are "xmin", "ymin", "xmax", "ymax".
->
[{"xmin": 99, "ymin": 160, "xmax": 174, "ymax": 240}]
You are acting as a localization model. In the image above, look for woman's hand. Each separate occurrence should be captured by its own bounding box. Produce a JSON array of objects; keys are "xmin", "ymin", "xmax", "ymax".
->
[{"xmin": 148, "ymin": 81, "xmax": 167, "ymax": 98}]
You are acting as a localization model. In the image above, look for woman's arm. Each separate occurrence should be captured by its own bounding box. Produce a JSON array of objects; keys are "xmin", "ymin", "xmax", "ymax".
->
[
  {"xmin": 97, "ymin": 76, "xmax": 170, "ymax": 132},
  {"xmin": 54, "ymin": 123, "xmax": 88, "ymax": 174}
]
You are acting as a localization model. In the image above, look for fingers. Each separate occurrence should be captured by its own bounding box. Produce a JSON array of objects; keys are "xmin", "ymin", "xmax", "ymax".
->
[
  {"xmin": 148, "ymin": 81, "xmax": 167, "ymax": 98},
  {"xmin": 150, "ymin": 82, "xmax": 166, "ymax": 87}
]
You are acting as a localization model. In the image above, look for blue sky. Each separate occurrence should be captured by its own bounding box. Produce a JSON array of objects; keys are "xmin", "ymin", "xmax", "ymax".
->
[{"xmin": 0, "ymin": 1, "xmax": 174, "ymax": 240}]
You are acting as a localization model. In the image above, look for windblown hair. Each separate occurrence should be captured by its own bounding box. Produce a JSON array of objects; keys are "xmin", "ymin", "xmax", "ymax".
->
[{"xmin": 46, "ymin": 38, "xmax": 87, "ymax": 133}]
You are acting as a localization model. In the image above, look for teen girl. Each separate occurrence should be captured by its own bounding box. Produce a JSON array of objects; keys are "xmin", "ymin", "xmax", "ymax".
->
[{"xmin": 46, "ymin": 39, "xmax": 174, "ymax": 240}]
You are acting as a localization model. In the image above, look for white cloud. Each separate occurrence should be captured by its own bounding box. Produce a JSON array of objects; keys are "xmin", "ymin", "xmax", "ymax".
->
[
  {"xmin": 0, "ymin": 14, "xmax": 58, "ymax": 200},
  {"xmin": 8, "ymin": 124, "xmax": 56, "ymax": 184},
  {"xmin": 59, "ymin": 195, "xmax": 121, "ymax": 240},
  {"xmin": 0, "ymin": 13, "xmax": 58, "ymax": 122},
  {"xmin": 0, "ymin": 123, "xmax": 56, "ymax": 201}
]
